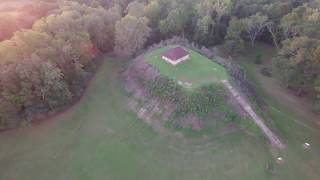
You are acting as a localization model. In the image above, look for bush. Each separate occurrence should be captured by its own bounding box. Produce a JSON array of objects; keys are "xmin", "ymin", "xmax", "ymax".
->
[
  {"xmin": 254, "ymin": 53, "xmax": 263, "ymax": 64},
  {"xmin": 145, "ymin": 76, "xmax": 184, "ymax": 103},
  {"xmin": 223, "ymin": 40, "xmax": 245, "ymax": 54},
  {"xmin": 239, "ymin": 117, "xmax": 261, "ymax": 136},
  {"xmin": 260, "ymin": 66, "xmax": 272, "ymax": 77},
  {"xmin": 225, "ymin": 111, "xmax": 239, "ymax": 123},
  {"xmin": 176, "ymin": 85, "xmax": 225, "ymax": 117},
  {"xmin": 146, "ymin": 76, "xmax": 226, "ymax": 118}
]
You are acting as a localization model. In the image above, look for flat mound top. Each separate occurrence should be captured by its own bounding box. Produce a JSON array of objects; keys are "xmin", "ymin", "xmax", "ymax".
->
[
  {"xmin": 145, "ymin": 46, "xmax": 229, "ymax": 89},
  {"xmin": 162, "ymin": 46, "xmax": 189, "ymax": 61}
]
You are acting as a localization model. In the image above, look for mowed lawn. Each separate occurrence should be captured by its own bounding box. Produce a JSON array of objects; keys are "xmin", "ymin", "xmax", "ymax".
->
[
  {"xmin": 0, "ymin": 57, "xmax": 319, "ymax": 180},
  {"xmin": 145, "ymin": 46, "xmax": 228, "ymax": 89}
]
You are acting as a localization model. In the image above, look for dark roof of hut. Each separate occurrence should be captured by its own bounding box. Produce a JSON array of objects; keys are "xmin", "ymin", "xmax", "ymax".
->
[{"xmin": 162, "ymin": 47, "xmax": 189, "ymax": 61}]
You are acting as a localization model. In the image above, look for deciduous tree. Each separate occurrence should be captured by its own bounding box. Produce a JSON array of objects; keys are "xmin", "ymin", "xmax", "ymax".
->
[
  {"xmin": 115, "ymin": 15, "xmax": 151, "ymax": 57},
  {"xmin": 224, "ymin": 17, "xmax": 245, "ymax": 53},
  {"xmin": 126, "ymin": 1, "xmax": 145, "ymax": 17},
  {"xmin": 242, "ymin": 13, "xmax": 269, "ymax": 47}
]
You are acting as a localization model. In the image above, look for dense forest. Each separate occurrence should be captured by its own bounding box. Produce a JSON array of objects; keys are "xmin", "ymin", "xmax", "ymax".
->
[
  {"xmin": 0, "ymin": 0, "xmax": 319, "ymax": 129},
  {"xmin": 0, "ymin": 0, "xmax": 58, "ymax": 41}
]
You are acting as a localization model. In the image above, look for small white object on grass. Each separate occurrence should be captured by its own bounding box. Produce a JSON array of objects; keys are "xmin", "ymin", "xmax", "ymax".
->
[
  {"xmin": 276, "ymin": 157, "xmax": 284, "ymax": 164},
  {"xmin": 303, "ymin": 142, "xmax": 311, "ymax": 149}
]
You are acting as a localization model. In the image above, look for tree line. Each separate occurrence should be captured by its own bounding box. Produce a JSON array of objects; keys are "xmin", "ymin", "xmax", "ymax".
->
[
  {"xmin": 0, "ymin": 1, "xmax": 58, "ymax": 41},
  {"xmin": 0, "ymin": 1, "xmax": 122, "ymax": 129},
  {"xmin": 1, "ymin": 0, "xmax": 319, "ymax": 129}
]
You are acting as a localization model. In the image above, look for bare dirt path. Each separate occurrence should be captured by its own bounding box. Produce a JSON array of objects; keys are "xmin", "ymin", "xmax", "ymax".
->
[{"xmin": 222, "ymin": 80, "xmax": 285, "ymax": 149}]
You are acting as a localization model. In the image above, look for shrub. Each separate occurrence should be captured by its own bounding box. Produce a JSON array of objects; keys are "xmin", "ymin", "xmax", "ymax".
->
[
  {"xmin": 223, "ymin": 40, "xmax": 245, "ymax": 54},
  {"xmin": 260, "ymin": 66, "xmax": 272, "ymax": 77},
  {"xmin": 254, "ymin": 53, "xmax": 263, "ymax": 64},
  {"xmin": 225, "ymin": 111, "xmax": 239, "ymax": 123},
  {"xmin": 146, "ymin": 76, "xmax": 226, "ymax": 118},
  {"xmin": 239, "ymin": 117, "xmax": 261, "ymax": 136},
  {"xmin": 145, "ymin": 76, "xmax": 184, "ymax": 103}
]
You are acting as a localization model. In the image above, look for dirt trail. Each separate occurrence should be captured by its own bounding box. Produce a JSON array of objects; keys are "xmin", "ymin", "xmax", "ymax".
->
[
  {"xmin": 212, "ymin": 54, "xmax": 284, "ymax": 149},
  {"xmin": 222, "ymin": 80, "xmax": 285, "ymax": 149}
]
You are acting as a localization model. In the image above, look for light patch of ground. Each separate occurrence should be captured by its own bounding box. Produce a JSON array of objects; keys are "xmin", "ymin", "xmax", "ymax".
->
[
  {"xmin": 127, "ymin": 98, "xmax": 169, "ymax": 134},
  {"xmin": 178, "ymin": 80, "xmax": 193, "ymax": 88},
  {"xmin": 180, "ymin": 115, "xmax": 204, "ymax": 131}
]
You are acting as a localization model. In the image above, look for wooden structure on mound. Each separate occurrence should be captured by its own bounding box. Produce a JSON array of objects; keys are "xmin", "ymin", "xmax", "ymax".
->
[{"xmin": 162, "ymin": 47, "xmax": 190, "ymax": 66}]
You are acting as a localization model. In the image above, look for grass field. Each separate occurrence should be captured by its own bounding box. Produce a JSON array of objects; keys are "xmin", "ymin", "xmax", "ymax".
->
[
  {"xmin": 0, "ymin": 55, "xmax": 319, "ymax": 179},
  {"xmin": 145, "ymin": 46, "xmax": 229, "ymax": 89},
  {"xmin": 234, "ymin": 43, "xmax": 320, "ymax": 179}
]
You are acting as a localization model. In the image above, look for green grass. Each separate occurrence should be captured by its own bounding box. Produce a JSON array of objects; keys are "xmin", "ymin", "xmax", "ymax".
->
[
  {"xmin": 145, "ymin": 46, "xmax": 229, "ymax": 89},
  {"xmin": 0, "ymin": 57, "xmax": 272, "ymax": 180},
  {"xmin": 233, "ymin": 43, "xmax": 320, "ymax": 179},
  {"xmin": 0, "ymin": 54, "xmax": 319, "ymax": 180}
]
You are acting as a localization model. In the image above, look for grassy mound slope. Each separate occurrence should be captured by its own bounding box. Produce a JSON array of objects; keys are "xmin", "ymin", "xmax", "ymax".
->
[
  {"xmin": 0, "ymin": 56, "xmax": 319, "ymax": 180},
  {"xmin": 0, "ymin": 57, "xmax": 271, "ymax": 180},
  {"xmin": 145, "ymin": 46, "xmax": 228, "ymax": 89}
]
